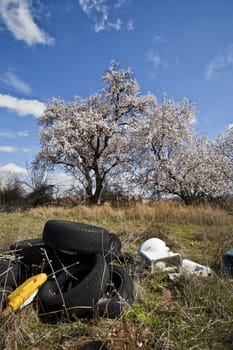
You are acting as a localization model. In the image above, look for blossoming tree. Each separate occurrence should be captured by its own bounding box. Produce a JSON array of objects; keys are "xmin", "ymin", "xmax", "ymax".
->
[
  {"xmin": 34, "ymin": 62, "xmax": 155, "ymax": 204},
  {"xmin": 132, "ymin": 95, "xmax": 226, "ymax": 204},
  {"xmin": 216, "ymin": 124, "xmax": 233, "ymax": 192}
]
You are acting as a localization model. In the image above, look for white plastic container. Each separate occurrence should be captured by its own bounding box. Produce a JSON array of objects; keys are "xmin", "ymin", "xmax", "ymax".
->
[
  {"xmin": 181, "ymin": 259, "xmax": 212, "ymax": 276},
  {"xmin": 138, "ymin": 238, "xmax": 169, "ymax": 261},
  {"xmin": 138, "ymin": 238, "xmax": 182, "ymax": 272}
]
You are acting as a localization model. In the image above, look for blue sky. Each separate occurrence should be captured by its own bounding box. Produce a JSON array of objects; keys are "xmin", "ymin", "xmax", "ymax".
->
[{"xmin": 0, "ymin": 0, "xmax": 233, "ymax": 177}]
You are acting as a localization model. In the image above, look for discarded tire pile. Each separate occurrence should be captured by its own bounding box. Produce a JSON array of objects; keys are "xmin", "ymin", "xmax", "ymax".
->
[{"xmin": 0, "ymin": 220, "xmax": 134, "ymax": 320}]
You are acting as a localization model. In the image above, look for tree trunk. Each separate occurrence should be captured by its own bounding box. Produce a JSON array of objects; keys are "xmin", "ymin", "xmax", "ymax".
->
[
  {"xmin": 84, "ymin": 174, "xmax": 104, "ymax": 205},
  {"xmin": 89, "ymin": 179, "xmax": 104, "ymax": 204}
]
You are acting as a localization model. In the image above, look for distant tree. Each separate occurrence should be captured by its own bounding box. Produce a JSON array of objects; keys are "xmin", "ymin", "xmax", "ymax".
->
[
  {"xmin": 216, "ymin": 124, "xmax": 233, "ymax": 186},
  {"xmin": 23, "ymin": 166, "xmax": 55, "ymax": 206},
  {"xmin": 0, "ymin": 174, "xmax": 25, "ymax": 207},
  {"xmin": 132, "ymin": 95, "xmax": 226, "ymax": 204},
  {"xmin": 34, "ymin": 61, "xmax": 156, "ymax": 204}
]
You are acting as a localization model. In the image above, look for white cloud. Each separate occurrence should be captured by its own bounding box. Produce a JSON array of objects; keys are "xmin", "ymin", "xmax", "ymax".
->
[
  {"xmin": 79, "ymin": 0, "xmax": 126, "ymax": 32},
  {"xmin": 153, "ymin": 34, "xmax": 166, "ymax": 44},
  {"xmin": 79, "ymin": 0, "xmax": 94, "ymax": 15},
  {"xmin": 0, "ymin": 129, "xmax": 28, "ymax": 138},
  {"xmin": 17, "ymin": 130, "xmax": 29, "ymax": 137},
  {"xmin": 28, "ymin": 171, "xmax": 78, "ymax": 197},
  {"xmin": 53, "ymin": 173, "xmax": 77, "ymax": 194},
  {"xmin": 0, "ymin": 145, "xmax": 17, "ymax": 152},
  {"xmin": 146, "ymin": 50, "xmax": 161, "ymax": 68},
  {"xmin": 22, "ymin": 147, "xmax": 32, "ymax": 152},
  {"xmin": 127, "ymin": 19, "xmax": 134, "ymax": 31},
  {"xmin": 0, "ymin": 71, "xmax": 32, "ymax": 94},
  {"xmin": 0, "ymin": 0, "xmax": 54, "ymax": 46},
  {"xmin": 0, "ymin": 94, "xmax": 46, "ymax": 117},
  {"xmin": 0, "ymin": 162, "xmax": 27, "ymax": 174},
  {"xmin": 205, "ymin": 58, "xmax": 225, "ymax": 82},
  {"xmin": 114, "ymin": 0, "xmax": 126, "ymax": 9},
  {"xmin": 95, "ymin": 17, "xmax": 121, "ymax": 33},
  {"xmin": 146, "ymin": 35, "xmax": 168, "ymax": 72},
  {"xmin": 0, "ymin": 166, "xmax": 78, "ymax": 194},
  {"xmin": 205, "ymin": 44, "xmax": 233, "ymax": 81}
]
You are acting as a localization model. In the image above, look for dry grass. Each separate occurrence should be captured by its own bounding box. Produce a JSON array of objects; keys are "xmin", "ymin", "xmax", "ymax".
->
[{"xmin": 0, "ymin": 202, "xmax": 232, "ymax": 349}]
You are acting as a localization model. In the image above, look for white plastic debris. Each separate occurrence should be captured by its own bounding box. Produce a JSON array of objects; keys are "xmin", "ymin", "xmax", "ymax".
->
[
  {"xmin": 138, "ymin": 238, "xmax": 169, "ymax": 261},
  {"xmin": 180, "ymin": 259, "xmax": 212, "ymax": 276},
  {"xmin": 138, "ymin": 238, "xmax": 182, "ymax": 273},
  {"xmin": 138, "ymin": 238, "xmax": 212, "ymax": 277}
]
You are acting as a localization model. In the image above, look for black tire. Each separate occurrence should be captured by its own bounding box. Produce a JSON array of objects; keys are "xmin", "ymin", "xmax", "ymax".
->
[
  {"xmin": 109, "ymin": 233, "xmax": 122, "ymax": 251},
  {"xmin": 10, "ymin": 238, "xmax": 47, "ymax": 266},
  {"xmin": 9, "ymin": 238, "xmax": 85, "ymax": 278},
  {"xmin": 38, "ymin": 254, "xmax": 110, "ymax": 319},
  {"xmin": 95, "ymin": 264, "xmax": 134, "ymax": 318},
  {"xmin": 10, "ymin": 238, "xmax": 59, "ymax": 277},
  {"xmin": 42, "ymin": 220, "xmax": 114, "ymax": 254},
  {"xmin": 0, "ymin": 259, "xmax": 23, "ymax": 288},
  {"xmin": 105, "ymin": 233, "xmax": 122, "ymax": 263}
]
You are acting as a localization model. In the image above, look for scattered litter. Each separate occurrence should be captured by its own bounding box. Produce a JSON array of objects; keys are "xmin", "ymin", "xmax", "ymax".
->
[
  {"xmin": 138, "ymin": 238, "xmax": 170, "ymax": 262},
  {"xmin": 0, "ymin": 227, "xmax": 218, "ymax": 321},
  {"xmin": 138, "ymin": 237, "xmax": 212, "ymax": 278},
  {"xmin": 1, "ymin": 273, "xmax": 47, "ymax": 318},
  {"xmin": 180, "ymin": 259, "xmax": 212, "ymax": 276},
  {"xmin": 0, "ymin": 220, "xmax": 133, "ymax": 320},
  {"xmin": 138, "ymin": 237, "xmax": 182, "ymax": 273}
]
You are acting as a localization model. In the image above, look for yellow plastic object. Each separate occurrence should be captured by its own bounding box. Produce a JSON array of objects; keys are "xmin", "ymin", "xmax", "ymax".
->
[{"xmin": 1, "ymin": 273, "xmax": 47, "ymax": 318}]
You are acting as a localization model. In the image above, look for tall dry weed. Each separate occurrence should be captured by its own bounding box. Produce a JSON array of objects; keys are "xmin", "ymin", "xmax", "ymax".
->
[
  {"xmin": 124, "ymin": 201, "xmax": 231, "ymax": 226},
  {"xmin": 0, "ymin": 202, "xmax": 232, "ymax": 349}
]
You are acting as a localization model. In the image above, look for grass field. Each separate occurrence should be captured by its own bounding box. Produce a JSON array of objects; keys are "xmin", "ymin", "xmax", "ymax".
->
[{"xmin": 0, "ymin": 201, "xmax": 233, "ymax": 349}]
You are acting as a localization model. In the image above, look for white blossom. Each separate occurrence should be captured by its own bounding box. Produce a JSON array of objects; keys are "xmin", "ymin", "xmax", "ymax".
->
[{"xmin": 35, "ymin": 62, "xmax": 155, "ymax": 203}]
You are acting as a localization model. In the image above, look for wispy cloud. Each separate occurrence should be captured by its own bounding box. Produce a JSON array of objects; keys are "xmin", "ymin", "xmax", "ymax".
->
[
  {"xmin": 0, "ymin": 0, "xmax": 54, "ymax": 46},
  {"xmin": 146, "ymin": 34, "xmax": 168, "ymax": 71},
  {"xmin": 205, "ymin": 44, "xmax": 233, "ymax": 81},
  {"xmin": 153, "ymin": 34, "xmax": 166, "ymax": 44},
  {"xmin": 114, "ymin": 0, "xmax": 125, "ymax": 9},
  {"xmin": 95, "ymin": 17, "xmax": 121, "ymax": 33},
  {"xmin": 0, "ymin": 128, "xmax": 28, "ymax": 139},
  {"xmin": 79, "ymin": 0, "xmax": 131, "ymax": 33},
  {"xmin": 22, "ymin": 147, "xmax": 32, "ymax": 153},
  {"xmin": 0, "ymin": 71, "xmax": 32, "ymax": 94},
  {"xmin": 0, "ymin": 145, "xmax": 17, "ymax": 152},
  {"xmin": 0, "ymin": 94, "xmax": 46, "ymax": 117},
  {"xmin": 127, "ymin": 19, "xmax": 134, "ymax": 31},
  {"xmin": 0, "ymin": 163, "xmax": 27, "ymax": 174},
  {"xmin": 17, "ymin": 130, "xmax": 28, "ymax": 137},
  {"xmin": 146, "ymin": 50, "xmax": 161, "ymax": 68}
]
